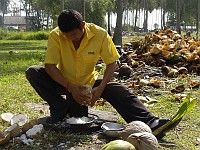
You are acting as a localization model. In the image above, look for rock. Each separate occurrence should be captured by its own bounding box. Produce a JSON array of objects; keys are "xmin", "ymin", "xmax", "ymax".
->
[{"xmin": 26, "ymin": 124, "xmax": 44, "ymax": 138}]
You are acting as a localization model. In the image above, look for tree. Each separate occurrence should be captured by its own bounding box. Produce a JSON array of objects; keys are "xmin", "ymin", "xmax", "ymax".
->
[
  {"xmin": 0, "ymin": 0, "xmax": 10, "ymax": 28},
  {"xmin": 112, "ymin": 0, "xmax": 123, "ymax": 45},
  {"xmin": 176, "ymin": 0, "xmax": 181, "ymax": 33}
]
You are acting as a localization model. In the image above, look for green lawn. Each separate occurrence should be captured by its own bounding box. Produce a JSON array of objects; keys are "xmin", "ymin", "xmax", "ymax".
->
[{"xmin": 0, "ymin": 40, "xmax": 200, "ymax": 150}]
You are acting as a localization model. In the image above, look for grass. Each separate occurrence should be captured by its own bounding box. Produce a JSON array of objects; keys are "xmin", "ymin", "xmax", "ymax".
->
[{"xmin": 0, "ymin": 39, "xmax": 199, "ymax": 149}]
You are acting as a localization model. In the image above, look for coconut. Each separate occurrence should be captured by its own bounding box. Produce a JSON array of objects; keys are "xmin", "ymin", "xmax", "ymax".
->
[
  {"xmin": 10, "ymin": 114, "xmax": 28, "ymax": 127},
  {"xmin": 118, "ymin": 121, "xmax": 152, "ymax": 140},
  {"xmin": 0, "ymin": 131, "xmax": 10, "ymax": 145},
  {"xmin": 127, "ymin": 132, "xmax": 159, "ymax": 150},
  {"xmin": 118, "ymin": 64, "xmax": 132, "ymax": 77},
  {"xmin": 101, "ymin": 140, "xmax": 136, "ymax": 150},
  {"xmin": 82, "ymin": 84, "xmax": 92, "ymax": 100},
  {"xmin": 0, "ymin": 113, "xmax": 14, "ymax": 122},
  {"xmin": 6, "ymin": 123, "xmax": 21, "ymax": 138}
]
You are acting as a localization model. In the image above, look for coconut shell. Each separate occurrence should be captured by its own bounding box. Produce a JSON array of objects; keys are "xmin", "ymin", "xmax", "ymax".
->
[
  {"xmin": 118, "ymin": 121, "xmax": 152, "ymax": 140},
  {"xmin": 6, "ymin": 123, "xmax": 21, "ymax": 138},
  {"xmin": 0, "ymin": 113, "xmax": 14, "ymax": 122},
  {"xmin": 127, "ymin": 132, "xmax": 159, "ymax": 150},
  {"xmin": 10, "ymin": 114, "xmax": 28, "ymax": 127},
  {"xmin": 82, "ymin": 84, "xmax": 92, "ymax": 100},
  {"xmin": 0, "ymin": 131, "xmax": 10, "ymax": 145},
  {"xmin": 21, "ymin": 119, "xmax": 38, "ymax": 133}
]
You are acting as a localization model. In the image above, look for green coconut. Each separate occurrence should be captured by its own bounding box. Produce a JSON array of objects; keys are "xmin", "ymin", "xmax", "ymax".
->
[{"xmin": 101, "ymin": 140, "xmax": 136, "ymax": 150}]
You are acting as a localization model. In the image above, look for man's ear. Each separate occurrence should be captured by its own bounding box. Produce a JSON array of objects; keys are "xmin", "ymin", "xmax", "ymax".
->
[{"xmin": 81, "ymin": 21, "xmax": 86, "ymax": 27}]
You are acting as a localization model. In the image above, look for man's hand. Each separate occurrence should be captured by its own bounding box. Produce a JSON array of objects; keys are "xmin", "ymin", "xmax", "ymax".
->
[
  {"xmin": 89, "ymin": 86, "xmax": 104, "ymax": 106},
  {"xmin": 69, "ymin": 84, "xmax": 92, "ymax": 106}
]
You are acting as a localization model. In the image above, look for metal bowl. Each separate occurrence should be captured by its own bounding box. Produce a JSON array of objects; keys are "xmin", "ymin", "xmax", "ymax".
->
[
  {"xmin": 101, "ymin": 122, "xmax": 125, "ymax": 138},
  {"xmin": 66, "ymin": 116, "xmax": 95, "ymax": 127}
]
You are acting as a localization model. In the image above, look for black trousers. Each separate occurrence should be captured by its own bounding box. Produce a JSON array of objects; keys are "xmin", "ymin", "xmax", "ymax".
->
[{"xmin": 25, "ymin": 65, "xmax": 158, "ymax": 125}]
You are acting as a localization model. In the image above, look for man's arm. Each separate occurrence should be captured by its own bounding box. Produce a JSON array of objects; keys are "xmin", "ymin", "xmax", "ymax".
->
[
  {"xmin": 89, "ymin": 61, "xmax": 117, "ymax": 106},
  {"xmin": 98, "ymin": 61, "xmax": 116, "ymax": 90}
]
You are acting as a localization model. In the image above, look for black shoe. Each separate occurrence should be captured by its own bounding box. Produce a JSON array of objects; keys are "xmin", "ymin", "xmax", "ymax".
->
[
  {"xmin": 151, "ymin": 118, "xmax": 182, "ymax": 140},
  {"xmin": 151, "ymin": 118, "xmax": 170, "ymax": 131}
]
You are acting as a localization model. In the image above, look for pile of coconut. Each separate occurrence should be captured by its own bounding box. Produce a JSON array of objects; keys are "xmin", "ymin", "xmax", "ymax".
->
[
  {"xmin": 0, "ymin": 112, "xmax": 43, "ymax": 146},
  {"xmin": 117, "ymin": 28, "xmax": 200, "ymax": 76},
  {"xmin": 101, "ymin": 121, "xmax": 159, "ymax": 150}
]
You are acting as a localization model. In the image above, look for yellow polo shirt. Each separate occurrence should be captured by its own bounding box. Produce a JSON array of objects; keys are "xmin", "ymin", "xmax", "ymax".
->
[{"xmin": 45, "ymin": 23, "xmax": 120, "ymax": 86}]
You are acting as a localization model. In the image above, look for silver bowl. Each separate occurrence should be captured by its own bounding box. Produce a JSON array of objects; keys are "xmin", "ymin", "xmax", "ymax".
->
[
  {"xmin": 101, "ymin": 122, "xmax": 125, "ymax": 138},
  {"xmin": 66, "ymin": 116, "xmax": 95, "ymax": 128}
]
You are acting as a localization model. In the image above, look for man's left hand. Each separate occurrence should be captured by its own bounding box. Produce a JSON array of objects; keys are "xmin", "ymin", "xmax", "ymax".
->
[{"xmin": 89, "ymin": 86, "xmax": 104, "ymax": 106}]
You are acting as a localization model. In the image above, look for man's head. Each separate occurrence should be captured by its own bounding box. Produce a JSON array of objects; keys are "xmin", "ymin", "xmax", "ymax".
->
[
  {"xmin": 58, "ymin": 9, "xmax": 85, "ymax": 42},
  {"xmin": 58, "ymin": 9, "xmax": 83, "ymax": 33}
]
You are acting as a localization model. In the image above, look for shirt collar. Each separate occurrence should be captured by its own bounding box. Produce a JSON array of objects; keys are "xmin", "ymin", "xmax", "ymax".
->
[{"xmin": 84, "ymin": 23, "xmax": 94, "ymax": 40}]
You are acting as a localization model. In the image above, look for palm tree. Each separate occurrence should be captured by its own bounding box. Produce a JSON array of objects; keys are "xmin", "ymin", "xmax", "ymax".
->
[
  {"xmin": 112, "ymin": 0, "xmax": 123, "ymax": 45},
  {"xmin": 197, "ymin": 0, "xmax": 200, "ymax": 39},
  {"xmin": 176, "ymin": 0, "xmax": 181, "ymax": 33},
  {"xmin": 0, "ymin": 0, "xmax": 10, "ymax": 28}
]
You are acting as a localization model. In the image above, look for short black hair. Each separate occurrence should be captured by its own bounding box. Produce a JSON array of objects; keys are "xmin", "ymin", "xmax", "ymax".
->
[{"xmin": 58, "ymin": 9, "xmax": 83, "ymax": 32}]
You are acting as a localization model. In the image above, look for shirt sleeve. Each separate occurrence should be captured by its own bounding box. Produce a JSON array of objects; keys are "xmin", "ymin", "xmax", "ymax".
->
[
  {"xmin": 45, "ymin": 31, "xmax": 61, "ymax": 64},
  {"xmin": 100, "ymin": 32, "xmax": 120, "ymax": 65}
]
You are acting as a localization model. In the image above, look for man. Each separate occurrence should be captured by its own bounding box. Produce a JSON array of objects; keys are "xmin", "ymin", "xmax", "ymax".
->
[{"xmin": 26, "ymin": 9, "xmax": 180, "ymax": 139}]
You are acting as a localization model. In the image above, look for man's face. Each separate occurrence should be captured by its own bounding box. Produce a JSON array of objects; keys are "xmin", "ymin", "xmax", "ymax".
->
[{"xmin": 63, "ymin": 28, "xmax": 84, "ymax": 42}]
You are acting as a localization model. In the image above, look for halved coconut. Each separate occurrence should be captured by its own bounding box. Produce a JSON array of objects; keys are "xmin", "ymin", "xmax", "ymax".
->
[
  {"xmin": 10, "ymin": 114, "xmax": 28, "ymax": 126},
  {"xmin": 6, "ymin": 123, "xmax": 21, "ymax": 138},
  {"xmin": 0, "ymin": 131, "xmax": 10, "ymax": 145},
  {"xmin": 0, "ymin": 113, "xmax": 14, "ymax": 122}
]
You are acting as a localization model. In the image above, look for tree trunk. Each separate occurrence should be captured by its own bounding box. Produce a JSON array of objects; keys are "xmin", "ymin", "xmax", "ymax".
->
[
  {"xmin": 112, "ymin": 0, "xmax": 123, "ymax": 46},
  {"xmin": 143, "ymin": 0, "xmax": 148, "ymax": 32},
  {"xmin": 134, "ymin": 0, "xmax": 139, "ymax": 31},
  {"xmin": 60, "ymin": 0, "xmax": 64, "ymax": 12},
  {"xmin": 196, "ymin": 0, "xmax": 200, "ymax": 39},
  {"xmin": 176, "ymin": 0, "xmax": 181, "ymax": 33},
  {"xmin": 107, "ymin": 9, "xmax": 112, "ymax": 36},
  {"xmin": 162, "ymin": 0, "xmax": 166, "ymax": 29},
  {"xmin": 2, "ymin": 0, "xmax": 6, "ymax": 28}
]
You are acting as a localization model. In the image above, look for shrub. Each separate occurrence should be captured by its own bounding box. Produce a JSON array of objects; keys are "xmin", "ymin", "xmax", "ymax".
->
[{"xmin": 0, "ymin": 29, "xmax": 49, "ymax": 40}]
